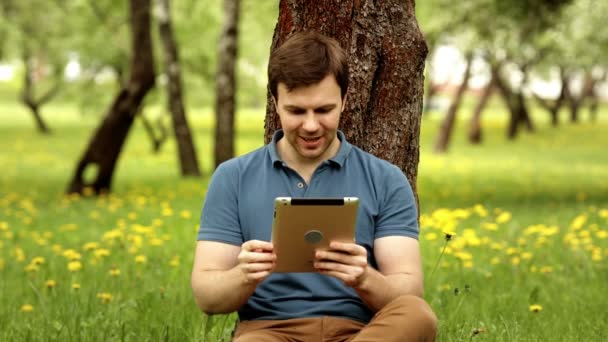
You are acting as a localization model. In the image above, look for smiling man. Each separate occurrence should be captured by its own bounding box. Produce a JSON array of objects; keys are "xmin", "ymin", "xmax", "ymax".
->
[{"xmin": 191, "ymin": 32, "xmax": 437, "ymax": 341}]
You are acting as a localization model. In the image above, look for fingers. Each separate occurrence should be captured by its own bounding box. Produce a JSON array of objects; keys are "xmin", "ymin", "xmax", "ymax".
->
[
  {"xmin": 238, "ymin": 240, "xmax": 276, "ymax": 284},
  {"xmin": 314, "ymin": 242, "xmax": 368, "ymax": 287}
]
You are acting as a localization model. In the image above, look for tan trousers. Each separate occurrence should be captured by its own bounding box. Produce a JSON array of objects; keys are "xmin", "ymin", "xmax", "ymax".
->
[{"xmin": 233, "ymin": 295, "xmax": 437, "ymax": 342}]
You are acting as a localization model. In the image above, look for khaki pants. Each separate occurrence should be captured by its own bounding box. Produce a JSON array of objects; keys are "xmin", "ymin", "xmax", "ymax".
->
[{"xmin": 233, "ymin": 295, "xmax": 437, "ymax": 342}]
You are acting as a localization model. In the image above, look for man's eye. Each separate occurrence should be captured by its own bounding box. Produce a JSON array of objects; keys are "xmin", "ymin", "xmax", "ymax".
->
[
  {"xmin": 291, "ymin": 109, "xmax": 305, "ymax": 114},
  {"xmin": 316, "ymin": 108, "xmax": 330, "ymax": 114}
]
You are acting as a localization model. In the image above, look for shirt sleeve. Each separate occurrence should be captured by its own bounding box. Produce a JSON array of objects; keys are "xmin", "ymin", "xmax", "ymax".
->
[
  {"xmin": 374, "ymin": 164, "xmax": 419, "ymax": 240},
  {"xmin": 197, "ymin": 160, "xmax": 243, "ymax": 245}
]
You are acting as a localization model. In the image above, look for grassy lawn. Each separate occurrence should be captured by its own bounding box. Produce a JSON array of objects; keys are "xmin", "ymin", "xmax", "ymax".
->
[{"xmin": 0, "ymin": 98, "xmax": 607, "ymax": 341}]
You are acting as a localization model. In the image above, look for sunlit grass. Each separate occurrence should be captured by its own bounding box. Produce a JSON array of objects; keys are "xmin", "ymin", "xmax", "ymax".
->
[{"xmin": 0, "ymin": 100, "xmax": 607, "ymax": 341}]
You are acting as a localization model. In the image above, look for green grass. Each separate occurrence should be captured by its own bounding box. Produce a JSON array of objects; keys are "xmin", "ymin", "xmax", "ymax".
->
[{"xmin": 0, "ymin": 99, "xmax": 607, "ymax": 341}]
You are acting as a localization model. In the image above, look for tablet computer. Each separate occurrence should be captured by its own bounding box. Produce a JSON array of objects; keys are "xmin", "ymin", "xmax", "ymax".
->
[{"xmin": 271, "ymin": 197, "xmax": 359, "ymax": 273}]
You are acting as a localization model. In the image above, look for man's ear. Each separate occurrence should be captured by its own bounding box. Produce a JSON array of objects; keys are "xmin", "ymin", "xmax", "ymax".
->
[
  {"xmin": 341, "ymin": 93, "xmax": 348, "ymax": 112},
  {"xmin": 272, "ymin": 96, "xmax": 278, "ymax": 109}
]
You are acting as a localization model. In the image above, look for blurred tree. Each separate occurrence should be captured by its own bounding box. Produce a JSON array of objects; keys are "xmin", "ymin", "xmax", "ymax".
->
[
  {"xmin": 264, "ymin": 0, "xmax": 428, "ymax": 194},
  {"xmin": 0, "ymin": 0, "xmax": 70, "ymax": 134},
  {"xmin": 67, "ymin": 0, "xmax": 156, "ymax": 194},
  {"xmin": 435, "ymin": 52, "xmax": 473, "ymax": 153},
  {"xmin": 157, "ymin": 0, "xmax": 201, "ymax": 176},
  {"xmin": 214, "ymin": 0, "xmax": 239, "ymax": 168}
]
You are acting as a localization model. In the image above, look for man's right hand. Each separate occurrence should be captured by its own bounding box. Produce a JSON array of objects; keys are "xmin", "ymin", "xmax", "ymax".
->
[{"xmin": 237, "ymin": 240, "xmax": 276, "ymax": 285}]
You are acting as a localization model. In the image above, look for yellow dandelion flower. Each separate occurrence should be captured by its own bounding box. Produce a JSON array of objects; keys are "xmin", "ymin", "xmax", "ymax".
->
[
  {"xmin": 68, "ymin": 261, "xmax": 82, "ymax": 272},
  {"xmin": 93, "ymin": 249, "xmax": 111, "ymax": 258},
  {"xmin": 161, "ymin": 207, "xmax": 173, "ymax": 217},
  {"xmin": 62, "ymin": 249, "xmax": 82, "ymax": 261},
  {"xmin": 529, "ymin": 304, "xmax": 543, "ymax": 312},
  {"xmin": 24, "ymin": 263, "xmax": 39, "ymax": 272},
  {"xmin": 109, "ymin": 268, "xmax": 121, "ymax": 276},
  {"xmin": 169, "ymin": 256, "xmax": 180, "ymax": 267},
  {"xmin": 496, "ymin": 212, "xmax": 512, "ymax": 224},
  {"xmin": 135, "ymin": 255, "xmax": 147, "ymax": 264},
  {"xmin": 0, "ymin": 221, "xmax": 8, "ymax": 230},
  {"xmin": 83, "ymin": 242, "xmax": 100, "ymax": 251},
  {"xmin": 540, "ymin": 266, "xmax": 553, "ymax": 273},
  {"xmin": 149, "ymin": 238, "xmax": 163, "ymax": 246},
  {"xmin": 31, "ymin": 257, "xmax": 45, "ymax": 265},
  {"xmin": 570, "ymin": 215, "xmax": 587, "ymax": 230},
  {"xmin": 424, "ymin": 232, "xmax": 438, "ymax": 241},
  {"xmin": 180, "ymin": 210, "xmax": 192, "ymax": 219},
  {"xmin": 96, "ymin": 292, "xmax": 113, "ymax": 303},
  {"xmin": 15, "ymin": 247, "xmax": 25, "ymax": 262},
  {"xmin": 45, "ymin": 280, "xmax": 57, "ymax": 288},
  {"xmin": 598, "ymin": 209, "xmax": 608, "ymax": 218},
  {"xmin": 596, "ymin": 230, "xmax": 607, "ymax": 239},
  {"xmin": 82, "ymin": 187, "xmax": 95, "ymax": 197},
  {"xmin": 21, "ymin": 304, "xmax": 34, "ymax": 312},
  {"xmin": 71, "ymin": 283, "xmax": 81, "ymax": 290},
  {"xmin": 127, "ymin": 212, "xmax": 138, "ymax": 220}
]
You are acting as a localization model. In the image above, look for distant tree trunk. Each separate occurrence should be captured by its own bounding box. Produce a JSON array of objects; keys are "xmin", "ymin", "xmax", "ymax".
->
[
  {"xmin": 423, "ymin": 52, "xmax": 437, "ymax": 116},
  {"xmin": 468, "ymin": 76, "xmax": 495, "ymax": 144},
  {"xmin": 492, "ymin": 62, "xmax": 534, "ymax": 140},
  {"xmin": 564, "ymin": 71, "xmax": 595, "ymax": 124},
  {"xmin": 139, "ymin": 111, "xmax": 169, "ymax": 153},
  {"xmin": 214, "ymin": 0, "xmax": 239, "ymax": 168},
  {"xmin": 434, "ymin": 52, "xmax": 473, "ymax": 153},
  {"xmin": 265, "ymin": 0, "xmax": 428, "ymax": 195},
  {"xmin": 66, "ymin": 0, "xmax": 155, "ymax": 195},
  {"xmin": 533, "ymin": 66, "xmax": 567, "ymax": 127},
  {"xmin": 589, "ymin": 70, "xmax": 606, "ymax": 123},
  {"xmin": 20, "ymin": 46, "xmax": 60, "ymax": 135},
  {"xmin": 157, "ymin": 0, "xmax": 201, "ymax": 176}
]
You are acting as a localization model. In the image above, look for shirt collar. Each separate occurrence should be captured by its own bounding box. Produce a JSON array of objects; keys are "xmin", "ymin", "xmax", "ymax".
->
[{"xmin": 268, "ymin": 130, "xmax": 352, "ymax": 168}]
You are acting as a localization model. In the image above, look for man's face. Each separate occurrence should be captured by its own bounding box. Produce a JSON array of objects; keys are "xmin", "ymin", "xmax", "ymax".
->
[{"xmin": 275, "ymin": 75, "xmax": 345, "ymax": 164}]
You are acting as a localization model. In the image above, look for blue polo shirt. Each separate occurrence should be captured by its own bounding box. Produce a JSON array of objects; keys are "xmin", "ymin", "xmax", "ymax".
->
[{"xmin": 198, "ymin": 130, "xmax": 419, "ymax": 323}]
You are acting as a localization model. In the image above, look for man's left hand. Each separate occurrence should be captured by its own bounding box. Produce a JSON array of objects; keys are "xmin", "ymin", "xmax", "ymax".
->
[{"xmin": 314, "ymin": 241, "xmax": 369, "ymax": 288}]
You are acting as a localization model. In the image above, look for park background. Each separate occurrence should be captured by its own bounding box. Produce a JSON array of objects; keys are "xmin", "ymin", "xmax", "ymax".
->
[{"xmin": 0, "ymin": 0, "xmax": 606, "ymax": 341}]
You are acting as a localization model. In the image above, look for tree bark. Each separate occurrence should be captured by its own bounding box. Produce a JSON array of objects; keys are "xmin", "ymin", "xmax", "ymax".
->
[
  {"xmin": 264, "ymin": 0, "xmax": 428, "ymax": 198},
  {"xmin": 214, "ymin": 0, "xmax": 240, "ymax": 168},
  {"xmin": 157, "ymin": 0, "xmax": 201, "ymax": 176},
  {"xmin": 468, "ymin": 76, "xmax": 495, "ymax": 144},
  {"xmin": 434, "ymin": 53, "xmax": 472, "ymax": 153},
  {"xmin": 66, "ymin": 0, "xmax": 155, "ymax": 195}
]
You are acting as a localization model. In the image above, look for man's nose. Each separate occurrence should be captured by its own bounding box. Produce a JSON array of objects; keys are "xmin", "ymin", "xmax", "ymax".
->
[{"xmin": 302, "ymin": 112, "xmax": 320, "ymax": 131}]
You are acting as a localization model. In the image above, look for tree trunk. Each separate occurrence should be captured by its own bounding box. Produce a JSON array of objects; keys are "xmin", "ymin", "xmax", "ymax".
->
[
  {"xmin": 20, "ymin": 47, "xmax": 54, "ymax": 135},
  {"xmin": 532, "ymin": 67, "xmax": 567, "ymax": 127},
  {"xmin": 66, "ymin": 0, "xmax": 155, "ymax": 195},
  {"xmin": 214, "ymin": 0, "xmax": 239, "ymax": 168},
  {"xmin": 423, "ymin": 55, "xmax": 437, "ymax": 116},
  {"xmin": 434, "ymin": 53, "xmax": 472, "ymax": 153},
  {"xmin": 468, "ymin": 77, "xmax": 495, "ymax": 144},
  {"xmin": 157, "ymin": 0, "xmax": 201, "ymax": 176},
  {"xmin": 492, "ymin": 62, "xmax": 534, "ymax": 140},
  {"xmin": 264, "ymin": 0, "xmax": 428, "ymax": 197}
]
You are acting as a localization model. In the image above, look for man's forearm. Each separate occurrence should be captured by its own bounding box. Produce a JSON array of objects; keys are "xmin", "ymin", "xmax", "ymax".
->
[
  {"xmin": 355, "ymin": 268, "xmax": 423, "ymax": 312},
  {"xmin": 191, "ymin": 267, "xmax": 257, "ymax": 314}
]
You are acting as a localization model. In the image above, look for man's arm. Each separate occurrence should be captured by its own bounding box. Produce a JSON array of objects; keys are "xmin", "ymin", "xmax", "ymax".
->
[
  {"xmin": 314, "ymin": 236, "xmax": 423, "ymax": 312},
  {"xmin": 191, "ymin": 240, "xmax": 276, "ymax": 314}
]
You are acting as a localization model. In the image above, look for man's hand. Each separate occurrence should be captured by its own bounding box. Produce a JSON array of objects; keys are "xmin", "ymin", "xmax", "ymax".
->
[
  {"xmin": 237, "ymin": 240, "xmax": 276, "ymax": 285},
  {"xmin": 314, "ymin": 241, "xmax": 369, "ymax": 288}
]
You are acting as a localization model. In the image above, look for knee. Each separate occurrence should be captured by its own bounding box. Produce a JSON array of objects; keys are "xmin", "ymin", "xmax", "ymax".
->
[{"xmin": 390, "ymin": 295, "xmax": 438, "ymax": 336}]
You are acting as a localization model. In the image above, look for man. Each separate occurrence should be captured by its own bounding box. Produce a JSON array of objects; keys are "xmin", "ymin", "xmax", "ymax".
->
[{"xmin": 191, "ymin": 32, "xmax": 437, "ymax": 341}]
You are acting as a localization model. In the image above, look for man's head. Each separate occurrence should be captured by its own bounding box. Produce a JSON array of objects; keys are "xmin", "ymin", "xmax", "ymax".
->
[{"xmin": 268, "ymin": 31, "xmax": 349, "ymax": 102}]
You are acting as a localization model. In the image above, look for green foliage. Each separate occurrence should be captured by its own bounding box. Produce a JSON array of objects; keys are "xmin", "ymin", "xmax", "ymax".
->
[{"xmin": 0, "ymin": 100, "xmax": 607, "ymax": 341}]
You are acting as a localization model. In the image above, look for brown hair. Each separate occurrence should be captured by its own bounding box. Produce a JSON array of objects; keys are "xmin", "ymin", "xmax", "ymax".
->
[{"xmin": 268, "ymin": 31, "xmax": 349, "ymax": 100}]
